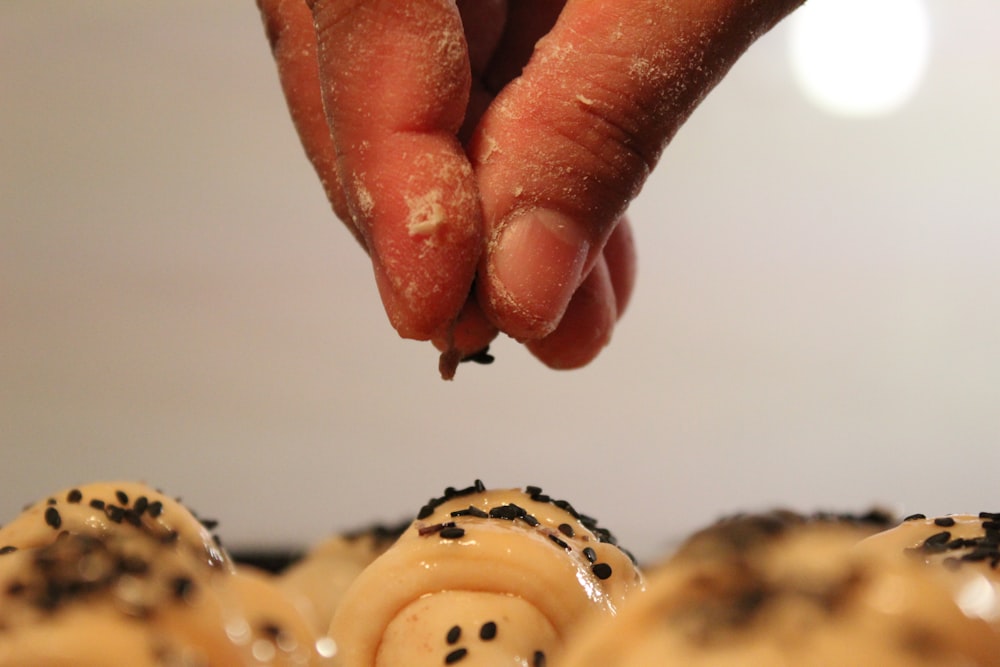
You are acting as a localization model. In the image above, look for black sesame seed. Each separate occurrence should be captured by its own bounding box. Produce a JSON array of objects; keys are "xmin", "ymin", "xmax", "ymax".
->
[
  {"xmin": 105, "ymin": 505, "xmax": 125, "ymax": 524},
  {"xmin": 446, "ymin": 625, "xmax": 461, "ymax": 644},
  {"xmin": 533, "ymin": 650, "xmax": 546, "ymax": 667},
  {"xmin": 261, "ymin": 622, "xmax": 282, "ymax": 638},
  {"xmin": 592, "ymin": 563, "xmax": 613, "ymax": 580},
  {"xmin": 171, "ymin": 576, "xmax": 195, "ymax": 599},
  {"xmin": 934, "ymin": 517, "xmax": 956, "ymax": 527},
  {"xmin": 922, "ymin": 531, "xmax": 952, "ymax": 551},
  {"xmin": 115, "ymin": 490, "xmax": 129, "ymax": 506},
  {"xmin": 444, "ymin": 647, "xmax": 468, "ymax": 664},
  {"xmin": 0, "ymin": 546, "xmax": 17, "ymax": 555},
  {"xmin": 451, "ymin": 506, "xmax": 489, "ymax": 519},
  {"xmin": 440, "ymin": 526, "xmax": 466, "ymax": 539},
  {"xmin": 489, "ymin": 504, "xmax": 526, "ymax": 521},
  {"xmin": 122, "ymin": 510, "xmax": 142, "ymax": 527},
  {"xmin": 89, "ymin": 499, "xmax": 105, "ymax": 510},
  {"xmin": 46, "ymin": 498, "xmax": 57, "ymax": 506},
  {"xmin": 417, "ymin": 505, "xmax": 435, "ymax": 520},
  {"xmin": 979, "ymin": 512, "xmax": 1000, "ymax": 520},
  {"xmin": 44, "ymin": 507, "xmax": 62, "ymax": 529},
  {"xmin": 525, "ymin": 485, "xmax": 543, "ymax": 496},
  {"xmin": 548, "ymin": 534, "xmax": 570, "ymax": 550},
  {"xmin": 558, "ymin": 523, "xmax": 575, "ymax": 538},
  {"xmin": 474, "ymin": 479, "xmax": 486, "ymax": 493},
  {"xmin": 133, "ymin": 496, "xmax": 149, "ymax": 515},
  {"xmin": 903, "ymin": 513, "xmax": 927, "ymax": 521},
  {"xmin": 146, "ymin": 501, "xmax": 164, "ymax": 518},
  {"xmin": 521, "ymin": 514, "xmax": 540, "ymax": 527},
  {"xmin": 66, "ymin": 489, "xmax": 83, "ymax": 503},
  {"xmin": 582, "ymin": 547, "xmax": 597, "ymax": 563},
  {"xmin": 479, "ymin": 621, "xmax": 497, "ymax": 640}
]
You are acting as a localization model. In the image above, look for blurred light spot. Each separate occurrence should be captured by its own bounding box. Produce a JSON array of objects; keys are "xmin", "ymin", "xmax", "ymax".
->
[{"xmin": 789, "ymin": 0, "xmax": 931, "ymax": 117}]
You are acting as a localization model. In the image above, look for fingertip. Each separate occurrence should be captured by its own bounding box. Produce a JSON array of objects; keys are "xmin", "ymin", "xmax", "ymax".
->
[
  {"xmin": 524, "ymin": 258, "xmax": 616, "ymax": 370},
  {"xmin": 481, "ymin": 208, "xmax": 590, "ymax": 340}
]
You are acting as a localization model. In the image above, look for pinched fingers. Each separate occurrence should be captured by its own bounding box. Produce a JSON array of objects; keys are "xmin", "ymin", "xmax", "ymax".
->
[{"xmin": 259, "ymin": 0, "xmax": 484, "ymax": 342}]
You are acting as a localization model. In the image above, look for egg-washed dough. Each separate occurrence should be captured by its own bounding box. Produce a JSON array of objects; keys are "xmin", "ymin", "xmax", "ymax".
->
[
  {"xmin": 0, "ymin": 481, "xmax": 337, "ymax": 667},
  {"xmin": 559, "ymin": 517, "xmax": 1000, "ymax": 666},
  {"xmin": 278, "ymin": 521, "xmax": 407, "ymax": 635},
  {"xmin": 329, "ymin": 482, "xmax": 643, "ymax": 667}
]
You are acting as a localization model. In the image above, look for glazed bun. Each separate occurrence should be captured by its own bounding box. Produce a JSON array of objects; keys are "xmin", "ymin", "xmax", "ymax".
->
[
  {"xmin": 0, "ymin": 481, "xmax": 229, "ymax": 570},
  {"xmin": 329, "ymin": 482, "xmax": 643, "ymax": 667},
  {"xmin": 559, "ymin": 515, "xmax": 1000, "ymax": 667},
  {"xmin": 0, "ymin": 481, "xmax": 337, "ymax": 666},
  {"xmin": 277, "ymin": 522, "xmax": 407, "ymax": 635}
]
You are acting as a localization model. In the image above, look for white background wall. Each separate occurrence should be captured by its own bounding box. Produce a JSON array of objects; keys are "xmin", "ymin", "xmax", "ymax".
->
[{"xmin": 3, "ymin": 2, "xmax": 999, "ymax": 561}]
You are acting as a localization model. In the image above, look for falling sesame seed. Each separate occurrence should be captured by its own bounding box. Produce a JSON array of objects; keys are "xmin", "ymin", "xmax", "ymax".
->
[
  {"xmin": 444, "ymin": 648, "xmax": 467, "ymax": 664},
  {"xmin": 440, "ymin": 526, "xmax": 466, "ymax": 540},
  {"xmin": 44, "ymin": 507, "xmax": 62, "ymax": 529},
  {"xmin": 446, "ymin": 625, "xmax": 461, "ymax": 644},
  {"xmin": 558, "ymin": 523, "xmax": 575, "ymax": 538},
  {"xmin": 66, "ymin": 489, "xmax": 83, "ymax": 503},
  {"xmin": 479, "ymin": 621, "xmax": 497, "ymax": 640},
  {"xmin": 116, "ymin": 490, "xmax": 129, "ymax": 506},
  {"xmin": 592, "ymin": 563, "xmax": 613, "ymax": 580},
  {"xmin": 582, "ymin": 547, "xmax": 597, "ymax": 563},
  {"xmin": 533, "ymin": 650, "xmax": 546, "ymax": 667}
]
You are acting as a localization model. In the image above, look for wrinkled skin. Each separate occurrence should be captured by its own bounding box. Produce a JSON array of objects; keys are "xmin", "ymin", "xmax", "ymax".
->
[{"xmin": 257, "ymin": 0, "xmax": 804, "ymax": 375}]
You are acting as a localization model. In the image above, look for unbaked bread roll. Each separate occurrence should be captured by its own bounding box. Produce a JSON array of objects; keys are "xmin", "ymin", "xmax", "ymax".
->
[
  {"xmin": 0, "ymin": 481, "xmax": 230, "ymax": 571},
  {"xmin": 278, "ymin": 522, "xmax": 407, "ymax": 635},
  {"xmin": 856, "ymin": 512, "xmax": 1000, "ymax": 576},
  {"xmin": 329, "ymin": 482, "xmax": 643, "ymax": 667},
  {"xmin": 559, "ymin": 517, "xmax": 1000, "ymax": 667},
  {"xmin": 0, "ymin": 481, "xmax": 338, "ymax": 666}
]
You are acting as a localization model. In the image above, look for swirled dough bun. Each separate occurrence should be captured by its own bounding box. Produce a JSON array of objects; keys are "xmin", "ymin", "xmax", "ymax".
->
[
  {"xmin": 228, "ymin": 565, "xmax": 342, "ymax": 666},
  {"xmin": 330, "ymin": 481, "xmax": 643, "ymax": 667},
  {"xmin": 559, "ymin": 520, "xmax": 1000, "ymax": 667},
  {"xmin": 0, "ymin": 481, "xmax": 338, "ymax": 666},
  {"xmin": 278, "ymin": 522, "xmax": 407, "ymax": 635},
  {"xmin": 0, "ymin": 531, "xmax": 252, "ymax": 665},
  {"xmin": 0, "ymin": 481, "xmax": 230, "ymax": 571},
  {"xmin": 672, "ymin": 508, "xmax": 896, "ymax": 563}
]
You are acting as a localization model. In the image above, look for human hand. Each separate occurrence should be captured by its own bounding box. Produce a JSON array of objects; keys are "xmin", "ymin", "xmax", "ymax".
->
[{"xmin": 257, "ymin": 0, "xmax": 803, "ymax": 376}]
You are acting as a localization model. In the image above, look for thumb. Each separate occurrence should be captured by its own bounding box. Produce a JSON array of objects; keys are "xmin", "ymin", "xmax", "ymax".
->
[{"xmin": 472, "ymin": 0, "xmax": 803, "ymax": 340}]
